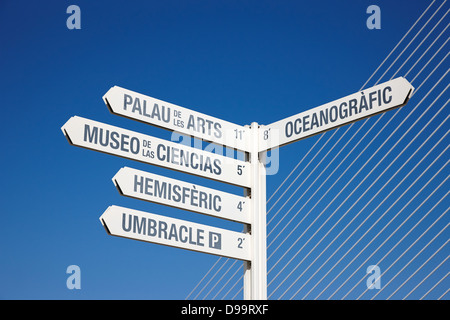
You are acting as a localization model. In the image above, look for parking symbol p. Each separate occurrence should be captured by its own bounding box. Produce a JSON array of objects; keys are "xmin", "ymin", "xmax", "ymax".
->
[{"xmin": 209, "ymin": 232, "xmax": 222, "ymax": 249}]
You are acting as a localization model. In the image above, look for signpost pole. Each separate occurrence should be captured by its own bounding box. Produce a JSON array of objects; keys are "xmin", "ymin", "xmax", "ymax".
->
[
  {"xmin": 244, "ymin": 122, "xmax": 267, "ymax": 300},
  {"xmin": 63, "ymin": 77, "xmax": 413, "ymax": 300}
]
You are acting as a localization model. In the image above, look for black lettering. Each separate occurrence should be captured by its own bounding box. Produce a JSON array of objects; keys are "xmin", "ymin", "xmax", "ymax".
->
[
  {"xmin": 122, "ymin": 213, "xmax": 132, "ymax": 232},
  {"xmin": 330, "ymin": 105, "xmax": 338, "ymax": 122},
  {"xmin": 319, "ymin": 109, "xmax": 328, "ymax": 126},
  {"xmin": 133, "ymin": 215, "xmax": 146, "ymax": 234},
  {"xmin": 310, "ymin": 113, "xmax": 319, "ymax": 130},
  {"xmin": 213, "ymin": 159, "xmax": 222, "ymax": 175},
  {"xmin": 123, "ymin": 94, "xmax": 132, "ymax": 110},
  {"xmin": 110, "ymin": 131, "xmax": 120, "ymax": 149},
  {"xmin": 120, "ymin": 134, "xmax": 130, "ymax": 152},
  {"xmin": 168, "ymin": 224, "xmax": 178, "ymax": 241},
  {"xmin": 383, "ymin": 86, "xmax": 392, "ymax": 104},
  {"xmin": 179, "ymin": 226, "xmax": 188, "ymax": 243},
  {"xmin": 99, "ymin": 129, "xmax": 109, "ymax": 147},
  {"xmin": 130, "ymin": 137, "xmax": 140, "ymax": 154},
  {"xmin": 172, "ymin": 185, "xmax": 181, "ymax": 202},
  {"xmin": 348, "ymin": 99, "xmax": 358, "ymax": 116},
  {"xmin": 147, "ymin": 218, "xmax": 157, "ymax": 236},
  {"xmin": 368, "ymin": 91, "xmax": 377, "ymax": 109},
  {"xmin": 134, "ymin": 175, "xmax": 144, "ymax": 193},
  {"xmin": 132, "ymin": 97, "xmax": 142, "ymax": 114},
  {"xmin": 156, "ymin": 144, "xmax": 166, "ymax": 161},
  {"xmin": 359, "ymin": 93, "xmax": 369, "ymax": 112},
  {"xmin": 213, "ymin": 195, "xmax": 221, "ymax": 212},
  {"xmin": 285, "ymin": 121, "xmax": 293, "ymax": 138},
  {"xmin": 83, "ymin": 124, "xmax": 98, "ymax": 144},
  {"xmin": 144, "ymin": 177, "xmax": 153, "ymax": 195},
  {"xmin": 302, "ymin": 115, "xmax": 310, "ymax": 132},
  {"xmin": 197, "ymin": 229, "xmax": 204, "ymax": 247},
  {"xmin": 158, "ymin": 221, "xmax": 168, "ymax": 239},
  {"xmin": 154, "ymin": 180, "xmax": 167, "ymax": 199},
  {"xmin": 294, "ymin": 118, "xmax": 301, "ymax": 134},
  {"xmin": 339, "ymin": 102, "xmax": 348, "ymax": 119},
  {"xmin": 214, "ymin": 122, "xmax": 222, "ymax": 138}
]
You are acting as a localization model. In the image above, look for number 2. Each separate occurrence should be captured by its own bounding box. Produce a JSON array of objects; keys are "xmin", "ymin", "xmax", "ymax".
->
[{"xmin": 237, "ymin": 238, "xmax": 244, "ymax": 249}]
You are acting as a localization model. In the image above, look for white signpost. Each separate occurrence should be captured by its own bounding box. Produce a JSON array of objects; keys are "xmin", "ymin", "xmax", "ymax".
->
[
  {"xmin": 100, "ymin": 205, "xmax": 251, "ymax": 261},
  {"xmin": 113, "ymin": 167, "xmax": 250, "ymax": 224},
  {"xmin": 259, "ymin": 77, "xmax": 414, "ymax": 151},
  {"xmin": 104, "ymin": 86, "xmax": 251, "ymax": 151},
  {"xmin": 62, "ymin": 76, "xmax": 414, "ymax": 300},
  {"xmin": 61, "ymin": 116, "xmax": 250, "ymax": 187}
]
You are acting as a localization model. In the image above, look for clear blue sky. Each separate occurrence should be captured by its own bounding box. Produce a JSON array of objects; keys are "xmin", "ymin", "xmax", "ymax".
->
[{"xmin": 0, "ymin": 0, "xmax": 447, "ymax": 299}]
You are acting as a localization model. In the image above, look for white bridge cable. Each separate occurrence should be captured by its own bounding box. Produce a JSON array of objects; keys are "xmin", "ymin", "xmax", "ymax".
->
[
  {"xmin": 375, "ymin": 0, "xmax": 447, "ymax": 83},
  {"xmin": 359, "ymin": 0, "xmax": 437, "ymax": 89},
  {"xmin": 192, "ymin": 258, "xmax": 230, "ymax": 300},
  {"xmin": 403, "ymin": 252, "xmax": 449, "ymax": 300},
  {"xmin": 395, "ymin": 8, "xmax": 449, "ymax": 76},
  {"xmin": 438, "ymin": 289, "xmax": 449, "ymax": 300},
  {"xmin": 316, "ymin": 93, "xmax": 448, "ymax": 299},
  {"xmin": 266, "ymin": 119, "xmax": 370, "ymax": 244},
  {"xmin": 216, "ymin": 261, "xmax": 242, "ymax": 300},
  {"xmin": 295, "ymin": 129, "xmax": 449, "ymax": 300},
  {"xmin": 328, "ymin": 164, "xmax": 449, "ymax": 300},
  {"xmin": 186, "ymin": 0, "xmax": 448, "ymax": 299},
  {"xmin": 369, "ymin": 223, "xmax": 449, "ymax": 300},
  {"xmin": 278, "ymin": 104, "xmax": 449, "ymax": 300},
  {"xmin": 266, "ymin": 127, "xmax": 343, "ymax": 228},
  {"xmin": 268, "ymin": 3, "xmax": 450, "ymax": 252},
  {"xmin": 266, "ymin": 5, "xmax": 449, "ymax": 236},
  {"xmin": 419, "ymin": 270, "xmax": 449, "ymax": 300},
  {"xmin": 267, "ymin": 13, "xmax": 449, "ymax": 299},
  {"xmin": 266, "ymin": 40, "xmax": 449, "ymax": 293},
  {"xmin": 185, "ymin": 256, "xmax": 223, "ymax": 300},
  {"xmin": 203, "ymin": 259, "xmax": 239, "ymax": 300},
  {"xmin": 317, "ymin": 71, "xmax": 449, "ymax": 299},
  {"xmin": 352, "ymin": 190, "xmax": 449, "ymax": 299},
  {"xmin": 189, "ymin": 1, "xmax": 441, "ymax": 297},
  {"xmin": 272, "ymin": 83, "xmax": 449, "ymax": 299},
  {"xmin": 266, "ymin": 0, "xmax": 445, "ymax": 228}
]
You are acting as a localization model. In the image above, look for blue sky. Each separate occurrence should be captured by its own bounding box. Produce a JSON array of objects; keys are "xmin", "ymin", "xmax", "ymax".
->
[{"xmin": 0, "ymin": 0, "xmax": 447, "ymax": 299}]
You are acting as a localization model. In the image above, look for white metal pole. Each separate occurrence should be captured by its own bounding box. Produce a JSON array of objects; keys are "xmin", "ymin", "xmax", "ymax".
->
[{"xmin": 243, "ymin": 122, "xmax": 267, "ymax": 300}]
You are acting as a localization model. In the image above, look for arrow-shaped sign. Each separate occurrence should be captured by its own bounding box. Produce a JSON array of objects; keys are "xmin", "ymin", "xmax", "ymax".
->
[
  {"xmin": 113, "ymin": 167, "xmax": 250, "ymax": 223},
  {"xmin": 259, "ymin": 77, "xmax": 414, "ymax": 151},
  {"xmin": 103, "ymin": 86, "xmax": 251, "ymax": 151},
  {"xmin": 100, "ymin": 205, "xmax": 251, "ymax": 261},
  {"xmin": 61, "ymin": 116, "xmax": 250, "ymax": 187}
]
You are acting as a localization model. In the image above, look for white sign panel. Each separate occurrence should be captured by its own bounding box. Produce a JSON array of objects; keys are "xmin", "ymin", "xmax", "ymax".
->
[
  {"xmin": 113, "ymin": 167, "xmax": 250, "ymax": 224},
  {"xmin": 100, "ymin": 205, "xmax": 251, "ymax": 261},
  {"xmin": 103, "ymin": 86, "xmax": 250, "ymax": 151},
  {"xmin": 259, "ymin": 77, "xmax": 414, "ymax": 151},
  {"xmin": 61, "ymin": 116, "xmax": 250, "ymax": 187}
]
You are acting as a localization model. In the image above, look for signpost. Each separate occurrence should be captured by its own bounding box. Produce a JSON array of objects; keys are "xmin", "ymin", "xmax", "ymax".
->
[
  {"xmin": 61, "ymin": 116, "xmax": 250, "ymax": 187},
  {"xmin": 62, "ymin": 76, "xmax": 414, "ymax": 300},
  {"xmin": 113, "ymin": 167, "xmax": 250, "ymax": 224},
  {"xmin": 259, "ymin": 77, "xmax": 414, "ymax": 151},
  {"xmin": 100, "ymin": 205, "xmax": 251, "ymax": 261},
  {"xmin": 104, "ymin": 86, "xmax": 251, "ymax": 151}
]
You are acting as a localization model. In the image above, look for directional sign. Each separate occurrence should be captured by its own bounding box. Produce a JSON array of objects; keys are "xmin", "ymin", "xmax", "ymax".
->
[
  {"xmin": 61, "ymin": 116, "xmax": 250, "ymax": 187},
  {"xmin": 259, "ymin": 77, "xmax": 414, "ymax": 151},
  {"xmin": 113, "ymin": 167, "xmax": 250, "ymax": 223},
  {"xmin": 100, "ymin": 205, "xmax": 251, "ymax": 261},
  {"xmin": 103, "ymin": 86, "xmax": 251, "ymax": 151}
]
